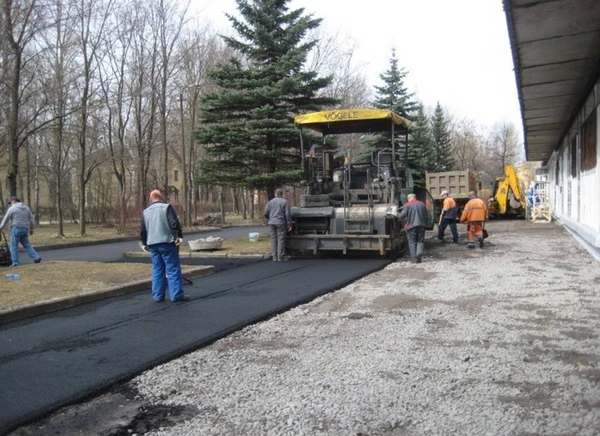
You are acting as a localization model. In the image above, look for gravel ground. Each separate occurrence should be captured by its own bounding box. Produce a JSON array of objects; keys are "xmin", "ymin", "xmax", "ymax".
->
[
  {"xmin": 10, "ymin": 220, "xmax": 600, "ymax": 436},
  {"xmin": 126, "ymin": 219, "xmax": 600, "ymax": 436}
]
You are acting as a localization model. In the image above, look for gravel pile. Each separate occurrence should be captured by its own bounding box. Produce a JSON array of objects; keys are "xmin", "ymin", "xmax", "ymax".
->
[{"xmin": 130, "ymin": 220, "xmax": 600, "ymax": 435}]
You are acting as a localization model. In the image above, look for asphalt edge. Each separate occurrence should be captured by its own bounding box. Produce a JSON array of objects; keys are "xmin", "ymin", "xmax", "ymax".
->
[
  {"xmin": 123, "ymin": 251, "xmax": 270, "ymax": 259},
  {"xmin": 0, "ymin": 266, "xmax": 215, "ymax": 326}
]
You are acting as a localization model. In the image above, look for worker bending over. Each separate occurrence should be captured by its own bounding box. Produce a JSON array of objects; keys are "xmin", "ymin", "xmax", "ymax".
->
[{"xmin": 460, "ymin": 191, "xmax": 487, "ymax": 249}]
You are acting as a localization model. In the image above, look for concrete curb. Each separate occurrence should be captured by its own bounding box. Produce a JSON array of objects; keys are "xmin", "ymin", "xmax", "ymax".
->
[{"xmin": 0, "ymin": 266, "xmax": 215, "ymax": 326}]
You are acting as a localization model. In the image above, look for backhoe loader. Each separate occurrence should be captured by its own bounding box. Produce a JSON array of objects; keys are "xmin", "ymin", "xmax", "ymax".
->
[{"xmin": 488, "ymin": 165, "xmax": 526, "ymax": 218}]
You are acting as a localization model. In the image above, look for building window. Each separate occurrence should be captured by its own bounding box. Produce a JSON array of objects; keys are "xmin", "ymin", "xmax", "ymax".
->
[
  {"xmin": 570, "ymin": 136, "xmax": 577, "ymax": 177},
  {"xmin": 582, "ymin": 109, "xmax": 597, "ymax": 171},
  {"xmin": 174, "ymin": 170, "xmax": 179, "ymax": 182}
]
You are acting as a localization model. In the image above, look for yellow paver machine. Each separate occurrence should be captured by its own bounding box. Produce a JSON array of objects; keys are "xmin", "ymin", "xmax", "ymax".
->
[{"xmin": 288, "ymin": 109, "xmax": 435, "ymax": 257}]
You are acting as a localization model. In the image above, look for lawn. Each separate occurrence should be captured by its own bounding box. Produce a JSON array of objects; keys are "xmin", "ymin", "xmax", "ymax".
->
[{"xmin": 1, "ymin": 232, "xmax": 271, "ymax": 313}]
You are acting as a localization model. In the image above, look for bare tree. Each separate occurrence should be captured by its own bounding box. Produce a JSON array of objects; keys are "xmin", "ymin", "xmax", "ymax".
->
[
  {"xmin": 306, "ymin": 26, "xmax": 371, "ymax": 108},
  {"xmin": 452, "ymin": 118, "xmax": 483, "ymax": 171},
  {"xmin": 174, "ymin": 25, "xmax": 226, "ymax": 225},
  {"xmin": 487, "ymin": 121, "xmax": 521, "ymax": 176},
  {"xmin": 128, "ymin": 0, "xmax": 159, "ymax": 211},
  {"xmin": 305, "ymin": 26, "xmax": 371, "ymax": 157},
  {"xmin": 71, "ymin": 0, "xmax": 114, "ymax": 235},
  {"xmin": 150, "ymin": 0, "xmax": 189, "ymax": 198},
  {"xmin": 1, "ymin": 0, "xmax": 47, "ymax": 197},
  {"xmin": 97, "ymin": 0, "xmax": 136, "ymax": 232},
  {"xmin": 36, "ymin": 0, "xmax": 81, "ymax": 237}
]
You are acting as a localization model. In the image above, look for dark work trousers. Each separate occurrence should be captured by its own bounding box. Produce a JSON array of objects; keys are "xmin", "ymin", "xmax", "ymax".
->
[
  {"xmin": 407, "ymin": 226, "xmax": 426, "ymax": 261},
  {"xmin": 438, "ymin": 218, "xmax": 458, "ymax": 242},
  {"xmin": 269, "ymin": 224, "xmax": 287, "ymax": 261}
]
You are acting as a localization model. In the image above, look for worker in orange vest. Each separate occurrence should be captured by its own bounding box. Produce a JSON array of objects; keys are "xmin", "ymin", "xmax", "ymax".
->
[
  {"xmin": 437, "ymin": 190, "xmax": 458, "ymax": 243},
  {"xmin": 460, "ymin": 191, "xmax": 488, "ymax": 249}
]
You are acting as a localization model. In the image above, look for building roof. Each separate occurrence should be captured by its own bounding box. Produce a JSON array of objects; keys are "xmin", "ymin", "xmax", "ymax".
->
[{"xmin": 503, "ymin": 0, "xmax": 600, "ymax": 163}]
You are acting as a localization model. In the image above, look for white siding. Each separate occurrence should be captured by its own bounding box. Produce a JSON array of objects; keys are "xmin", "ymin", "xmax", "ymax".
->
[{"xmin": 546, "ymin": 77, "xmax": 600, "ymax": 255}]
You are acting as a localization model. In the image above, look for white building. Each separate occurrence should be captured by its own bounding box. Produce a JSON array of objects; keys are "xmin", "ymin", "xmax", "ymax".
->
[{"xmin": 504, "ymin": 0, "xmax": 600, "ymax": 259}]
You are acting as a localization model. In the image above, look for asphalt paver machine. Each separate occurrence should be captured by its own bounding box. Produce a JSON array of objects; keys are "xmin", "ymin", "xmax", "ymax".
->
[{"xmin": 288, "ymin": 109, "xmax": 435, "ymax": 257}]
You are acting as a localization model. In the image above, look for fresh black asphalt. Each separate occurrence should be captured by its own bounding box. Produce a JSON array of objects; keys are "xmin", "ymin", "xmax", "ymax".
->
[{"xmin": 0, "ymin": 227, "xmax": 391, "ymax": 434}]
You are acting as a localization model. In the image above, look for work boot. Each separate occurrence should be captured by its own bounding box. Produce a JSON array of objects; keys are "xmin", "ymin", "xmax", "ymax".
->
[
  {"xmin": 478, "ymin": 237, "xmax": 484, "ymax": 248},
  {"xmin": 467, "ymin": 243, "xmax": 475, "ymax": 249}
]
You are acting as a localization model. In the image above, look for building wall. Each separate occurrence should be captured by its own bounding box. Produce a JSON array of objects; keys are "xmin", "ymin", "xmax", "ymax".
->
[{"xmin": 547, "ymin": 75, "xmax": 600, "ymax": 257}]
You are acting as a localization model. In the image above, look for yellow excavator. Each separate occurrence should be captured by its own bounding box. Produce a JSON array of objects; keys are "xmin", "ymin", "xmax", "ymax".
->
[{"xmin": 488, "ymin": 165, "xmax": 526, "ymax": 218}]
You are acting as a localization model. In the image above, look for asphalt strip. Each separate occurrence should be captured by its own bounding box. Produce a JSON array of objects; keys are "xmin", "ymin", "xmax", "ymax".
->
[{"xmin": 0, "ymin": 256, "xmax": 390, "ymax": 433}]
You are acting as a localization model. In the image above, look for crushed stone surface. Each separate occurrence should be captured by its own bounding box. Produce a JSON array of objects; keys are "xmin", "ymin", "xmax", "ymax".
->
[
  {"xmin": 10, "ymin": 220, "xmax": 600, "ymax": 436},
  {"xmin": 130, "ymin": 220, "xmax": 600, "ymax": 436}
]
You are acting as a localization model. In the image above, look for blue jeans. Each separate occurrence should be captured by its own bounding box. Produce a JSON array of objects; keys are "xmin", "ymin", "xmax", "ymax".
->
[
  {"xmin": 438, "ymin": 218, "xmax": 458, "ymax": 242},
  {"xmin": 148, "ymin": 243, "xmax": 184, "ymax": 301},
  {"xmin": 10, "ymin": 226, "xmax": 40, "ymax": 266}
]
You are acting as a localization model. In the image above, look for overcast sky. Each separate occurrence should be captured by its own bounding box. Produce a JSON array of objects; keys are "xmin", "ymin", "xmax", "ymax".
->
[{"xmin": 191, "ymin": 0, "xmax": 522, "ymax": 136}]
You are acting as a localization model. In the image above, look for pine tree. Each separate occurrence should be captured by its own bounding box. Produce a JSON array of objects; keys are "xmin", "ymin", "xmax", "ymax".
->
[
  {"xmin": 431, "ymin": 102, "xmax": 454, "ymax": 171},
  {"xmin": 373, "ymin": 48, "xmax": 417, "ymax": 120},
  {"xmin": 197, "ymin": 0, "xmax": 338, "ymax": 199},
  {"xmin": 367, "ymin": 48, "xmax": 418, "ymax": 162},
  {"xmin": 408, "ymin": 103, "xmax": 435, "ymax": 187}
]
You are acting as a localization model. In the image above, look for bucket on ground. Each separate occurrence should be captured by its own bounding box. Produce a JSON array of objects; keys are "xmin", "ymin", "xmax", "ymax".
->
[{"xmin": 248, "ymin": 232, "xmax": 260, "ymax": 242}]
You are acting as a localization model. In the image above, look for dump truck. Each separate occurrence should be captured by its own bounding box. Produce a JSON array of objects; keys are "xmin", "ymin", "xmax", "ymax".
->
[{"xmin": 425, "ymin": 170, "xmax": 477, "ymax": 220}]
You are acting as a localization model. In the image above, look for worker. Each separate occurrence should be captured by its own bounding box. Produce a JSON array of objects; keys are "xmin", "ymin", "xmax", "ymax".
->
[
  {"xmin": 399, "ymin": 193, "xmax": 428, "ymax": 263},
  {"xmin": 140, "ymin": 190, "xmax": 187, "ymax": 302},
  {"xmin": 437, "ymin": 190, "xmax": 458, "ymax": 243},
  {"xmin": 0, "ymin": 196, "xmax": 42, "ymax": 266},
  {"xmin": 264, "ymin": 188, "xmax": 292, "ymax": 262},
  {"xmin": 460, "ymin": 191, "xmax": 488, "ymax": 249}
]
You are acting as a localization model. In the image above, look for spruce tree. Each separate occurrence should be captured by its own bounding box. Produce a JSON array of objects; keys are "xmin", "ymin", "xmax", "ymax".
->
[
  {"xmin": 372, "ymin": 48, "xmax": 417, "ymax": 120},
  {"xmin": 368, "ymin": 48, "xmax": 418, "ymax": 163},
  {"xmin": 408, "ymin": 103, "xmax": 435, "ymax": 187},
  {"xmin": 197, "ymin": 0, "xmax": 338, "ymax": 199},
  {"xmin": 431, "ymin": 102, "xmax": 454, "ymax": 171}
]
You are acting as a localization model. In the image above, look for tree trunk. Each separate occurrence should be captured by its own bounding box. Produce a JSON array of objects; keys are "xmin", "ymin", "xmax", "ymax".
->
[
  {"xmin": 219, "ymin": 186, "xmax": 225, "ymax": 224},
  {"xmin": 233, "ymin": 188, "xmax": 240, "ymax": 215},
  {"xmin": 242, "ymin": 188, "xmax": 248, "ymax": 220},
  {"xmin": 179, "ymin": 93, "xmax": 187, "ymax": 226},
  {"xmin": 6, "ymin": 48, "xmax": 22, "ymax": 197}
]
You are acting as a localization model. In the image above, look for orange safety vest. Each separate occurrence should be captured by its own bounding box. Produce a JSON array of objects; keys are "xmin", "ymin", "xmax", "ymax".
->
[
  {"xmin": 443, "ymin": 197, "xmax": 456, "ymax": 210},
  {"xmin": 460, "ymin": 197, "xmax": 487, "ymax": 223}
]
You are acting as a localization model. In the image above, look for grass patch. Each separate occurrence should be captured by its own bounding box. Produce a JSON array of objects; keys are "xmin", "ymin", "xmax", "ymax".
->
[
  {"xmin": 0, "ymin": 262, "xmax": 200, "ymax": 312},
  {"xmin": 222, "ymin": 214, "xmax": 264, "ymax": 226},
  {"xmin": 31, "ymin": 223, "xmax": 135, "ymax": 246},
  {"xmin": 184, "ymin": 234, "xmax": 271, "ymax": 255},
  {"xmin": 27, "ymin": 223, "xmax": 221, "ymax": 247}
]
